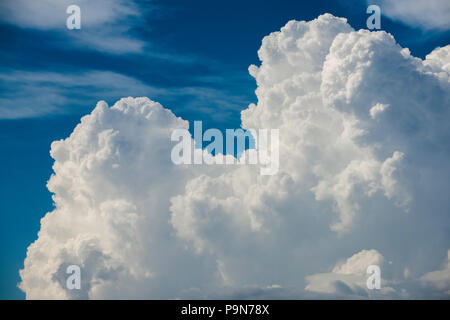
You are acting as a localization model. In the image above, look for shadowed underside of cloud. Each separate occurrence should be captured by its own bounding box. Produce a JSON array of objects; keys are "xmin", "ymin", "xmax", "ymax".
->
[{"xmin": 19, "ymin": 14, "xmax": 450, "ymax": 299}]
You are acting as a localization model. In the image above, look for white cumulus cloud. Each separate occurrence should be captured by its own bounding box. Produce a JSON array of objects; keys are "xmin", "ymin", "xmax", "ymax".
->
[
  {"xmin": 305, "ymin": 249, "xmax": 395, "ymax": 297},
  {"xmin": 20, "ymin": 14, "xmax": 450, "ymax": 299}
]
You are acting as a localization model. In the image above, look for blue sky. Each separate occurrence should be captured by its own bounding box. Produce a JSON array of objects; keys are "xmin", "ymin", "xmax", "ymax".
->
[{"xmin": 0, "ymin": 0, "xmax": 449, "ymax": 299}]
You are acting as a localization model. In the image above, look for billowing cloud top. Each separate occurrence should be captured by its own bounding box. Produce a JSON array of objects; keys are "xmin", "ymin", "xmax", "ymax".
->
[{"xmin": 20, "ymin": 14, "xmax": 450, "ymax": 299}]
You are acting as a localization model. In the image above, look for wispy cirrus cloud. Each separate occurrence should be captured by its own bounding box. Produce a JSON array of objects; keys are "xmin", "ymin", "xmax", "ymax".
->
[
  {"xmin": 0, "ymin": 69, "xmax": 253, "ymax": 120},
  {"xmin": 366, "ymin": 0, "xmax": 450, "ymax": 31},
  {"xmin": 0, "ymin": 70, "xmax": 161, "ymax": 118},
  {"xmin": 0, "ymin": 0, "xmax": 150, "ymax": 54},
  {"xmin": 0, "ymin": 1, "xmax": 255, "ymax": 120}
]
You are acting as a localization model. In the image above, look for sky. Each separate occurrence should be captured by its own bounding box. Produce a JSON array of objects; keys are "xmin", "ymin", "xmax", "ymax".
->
[{"xmin": 0, "ymin": 0, "xmax": 449, "ymax": 299}]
